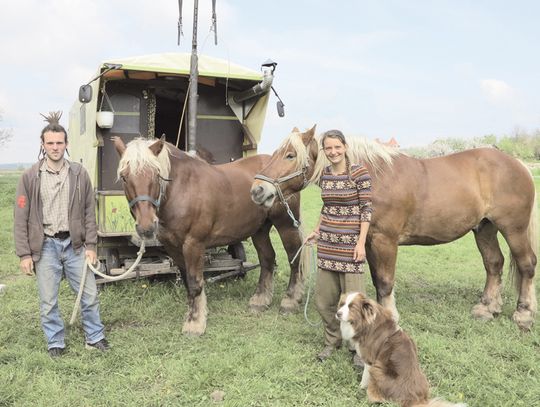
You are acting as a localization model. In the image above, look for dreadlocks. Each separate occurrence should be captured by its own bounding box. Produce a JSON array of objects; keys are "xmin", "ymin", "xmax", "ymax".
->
[{"xmin": 40, "ymin": 111, "xmax": 67, "ymax": 143}]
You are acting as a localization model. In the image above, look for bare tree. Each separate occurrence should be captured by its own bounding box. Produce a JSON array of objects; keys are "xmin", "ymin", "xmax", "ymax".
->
[{"xmin": 0, "ymin": 110, "xmax": 13, "ymax": 148}]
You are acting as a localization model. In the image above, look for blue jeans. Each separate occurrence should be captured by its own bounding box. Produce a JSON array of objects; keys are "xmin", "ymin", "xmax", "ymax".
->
[{"xmin": 35, "ymin": 237, "xmax": 105, "ymax": 349}]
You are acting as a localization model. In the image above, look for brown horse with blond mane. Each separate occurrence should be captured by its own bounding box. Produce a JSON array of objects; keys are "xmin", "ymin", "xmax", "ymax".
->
[
  {"xmin": 250, "ymin": 126, "xmax": 537, "ymax": 331},
  {"xmin": 114, "ymin": 136, "xmax": 304, "ymax": 336}
]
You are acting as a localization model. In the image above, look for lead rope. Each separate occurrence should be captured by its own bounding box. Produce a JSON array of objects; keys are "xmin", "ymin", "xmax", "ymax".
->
[
  {"xmin": 69, "ymin": 241, "xmax": 146, "ymax": 325},
  {"xmin": 255, "ymin": 171, "xmax": 306, "ymax": 228},
  {"xmin": 275, "ymin": 183, "xmax": 300, "ymax": 228}
]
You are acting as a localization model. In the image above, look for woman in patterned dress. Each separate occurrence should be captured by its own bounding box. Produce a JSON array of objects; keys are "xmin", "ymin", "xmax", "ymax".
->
[{"xmin": 305, "ymin": 129, "xmax": 373, "ymax": 364}]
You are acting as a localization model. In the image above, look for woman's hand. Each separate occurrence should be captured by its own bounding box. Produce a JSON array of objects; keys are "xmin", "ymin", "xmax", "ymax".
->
[
  {"xmin": 353, "ymin": 242, "xmax": 366, "ymax": 262},
  {"xmin": 305, "ymin": 230, "xmax": 320, "ymax": 245}
]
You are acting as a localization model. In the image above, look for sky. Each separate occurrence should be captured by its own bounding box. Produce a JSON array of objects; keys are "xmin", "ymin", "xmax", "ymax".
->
[{"xmin": 1, "ymin": 0, "xmax": 540, "ymax": 164}]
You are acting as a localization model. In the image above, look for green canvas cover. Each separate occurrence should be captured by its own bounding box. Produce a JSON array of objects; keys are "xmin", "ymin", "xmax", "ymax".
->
[{"xmin": 103, "ymin": 52, "xmax": 263, "ymax": 81}]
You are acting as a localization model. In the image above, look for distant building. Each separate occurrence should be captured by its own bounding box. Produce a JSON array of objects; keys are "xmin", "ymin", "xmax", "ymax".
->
[{"xmin": 375, "ymin": 137, "xmax": 400, "ymax": 149}]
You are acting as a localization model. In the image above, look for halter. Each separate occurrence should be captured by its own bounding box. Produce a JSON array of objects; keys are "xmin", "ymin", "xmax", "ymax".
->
[
  {"xmin": 254, "ymin": 165, "xmax": 309, "ymax": 228},
  {"xmin": 127, "ymin": 175, "xmax": 170, "ymax": 210}
]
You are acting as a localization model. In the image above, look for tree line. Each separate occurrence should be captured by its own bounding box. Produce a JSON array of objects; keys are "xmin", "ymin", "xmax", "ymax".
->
[{"xmin": 404, "ymin": 128, "xmax": 540, "ymax": 160}]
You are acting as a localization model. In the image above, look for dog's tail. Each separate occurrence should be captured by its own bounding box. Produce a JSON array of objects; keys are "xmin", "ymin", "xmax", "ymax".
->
[{"xmin": 413, "ymin": 398, "xmax": 467, "ymax": 407}]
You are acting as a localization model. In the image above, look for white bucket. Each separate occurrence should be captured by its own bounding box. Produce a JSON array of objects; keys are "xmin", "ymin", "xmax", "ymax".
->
[{"xmin": 96, "ymin": 111, "xmax": 114, "ymax": 129}]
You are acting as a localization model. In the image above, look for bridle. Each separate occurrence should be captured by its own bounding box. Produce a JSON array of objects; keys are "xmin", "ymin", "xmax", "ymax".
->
[
  {"xmin": 127, "ymin": 174, "xmax": 171, "ymax": 211},
  {"xmin": 254, "ymin": 164, "xmax": 310, "ymax": 228}
]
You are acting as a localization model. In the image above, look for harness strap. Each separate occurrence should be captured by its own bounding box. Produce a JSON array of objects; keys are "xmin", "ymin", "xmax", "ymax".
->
[
  {"xmin": 129, "ymin": 195, "xmax": 160, "ymax": 209},
  {"xmin": 254, "ymin": 170, "xmax": 305, "ymax": 185},
  {"xmin": 127, "ymin": 176, "xmax": 169, "ymax": 210},
  {"xmin": 254, "ymin": 167, "xmax": 309, "ymax": 229}
]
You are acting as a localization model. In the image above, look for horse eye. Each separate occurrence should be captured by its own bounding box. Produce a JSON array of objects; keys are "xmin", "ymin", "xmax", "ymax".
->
[{"xmin": 285, "ymin": 153, "xmax": 295, "ymax": 160}]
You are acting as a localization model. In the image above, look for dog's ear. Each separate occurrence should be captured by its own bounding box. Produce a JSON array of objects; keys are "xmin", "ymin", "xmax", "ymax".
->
[
  {"xmin": 338, "ymin": 293, "xmax": 348, "ymax": 308},
  {"xmin": 360, "ymin": 300, "xmax": 377, "ymax": 325}
]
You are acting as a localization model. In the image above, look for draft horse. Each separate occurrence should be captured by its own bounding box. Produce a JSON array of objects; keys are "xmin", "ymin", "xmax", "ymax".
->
[
  {"xmin": 251, "ymin": 126, "xmax": 538, "ymax": 331},
  {"xmin": 114, "ymin": 136, "xmax": 304, "ymax": 336}
]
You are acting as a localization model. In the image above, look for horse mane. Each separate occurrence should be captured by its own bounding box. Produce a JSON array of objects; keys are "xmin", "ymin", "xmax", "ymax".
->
[
  {"xmin": 277, "ymin": 131, "xmax": 311, "ymax": 172},
  {"xmin": 117, "ymin": 138, "xmax": 171, "ymax": 180},
  {"xmin": 309, "ymin": 134, "xmax": 400, "ymax": 184}
]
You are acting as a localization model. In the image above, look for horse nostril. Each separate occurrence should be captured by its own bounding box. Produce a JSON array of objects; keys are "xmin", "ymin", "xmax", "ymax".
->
[
  {"xmin": 135, "ymin": 223, "xmax": 156, "ymax": 239},
  {"xmin": 336, "ymin": 311, "xmax": 342, "ymax": 319},
  {"xmin": 252, "ymin": 185, "xmax": 263, "ymax": 198}
]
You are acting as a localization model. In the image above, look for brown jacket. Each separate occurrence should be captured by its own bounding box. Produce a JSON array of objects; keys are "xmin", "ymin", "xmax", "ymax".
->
[{"xmin": 14, "ymin": 159, "xmax": 97, "ymax": 261}]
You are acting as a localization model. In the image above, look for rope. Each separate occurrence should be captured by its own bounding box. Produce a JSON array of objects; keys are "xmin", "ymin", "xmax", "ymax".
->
[
  {"xmin": 98, "ymin": 83, "xmax": 115, "ymax": 114},
  {"xmin": 277, "ymin": 185, "xmax": 300, "ymax": 228},
  {"xmin": 69, "ymin": 241, "xmax": 146, "ymax": 325},
  {"xmin": 176, "ymin": 81, "xmax": 191, "ymax": 148},
  {"xmin": 69, "ymin": 258, "xmax": 90, "ymax": 326},
  {"xmin": 254, "ymin": 169, "xmax": 308, "ymax": 229}
]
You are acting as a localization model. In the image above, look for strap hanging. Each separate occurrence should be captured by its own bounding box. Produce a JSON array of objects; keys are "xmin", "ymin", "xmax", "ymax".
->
[
  {"xmin": 211, "ymin": 0, "xmax": 218, "ymax": 45},
  {"xmin": 177, "ymin": 0, "xmax": 183, "ymax": 45},
  {"xmin": 98, "ymin": 83, "xmax": 114, "ymax": 113}
]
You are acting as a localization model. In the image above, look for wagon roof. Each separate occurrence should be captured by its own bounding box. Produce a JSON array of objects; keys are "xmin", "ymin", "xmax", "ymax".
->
[{"xmin": 101, "ymin": 52, "xmax": 263, "ymax": 81}]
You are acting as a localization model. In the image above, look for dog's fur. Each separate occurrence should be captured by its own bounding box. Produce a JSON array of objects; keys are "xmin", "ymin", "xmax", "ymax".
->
[{"xmin": 337, "ymin": 292, "xmax": 466, "ymax": 407}]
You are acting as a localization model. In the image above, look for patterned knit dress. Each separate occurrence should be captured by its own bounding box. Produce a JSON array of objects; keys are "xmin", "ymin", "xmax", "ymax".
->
[{"xmin": 317, "ymin": 164, "xmax": 373, "ymax": 273}]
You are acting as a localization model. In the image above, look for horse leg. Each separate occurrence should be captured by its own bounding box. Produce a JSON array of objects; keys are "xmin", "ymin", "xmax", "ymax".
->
[
  {"xmin": 366, "ymin": 234, "xmax": 400, "ymax": 322},
  {"xmin": 249, "ymin": 221, "xmax": 276, "ymax": 313},
  {"xmin": 180, "ymin": 240, "xmax": 208, "ymax": 336},
  {"xmin": 274, "ymin": 223, "xmax": 304, "ymax": 314},
  {"xmin": 503, "ymin": 230, "xmax": 537, "ymax": 331},
  {"xmin": 471, "ymin": 221, "xmax": 505, "ymax": 321}
]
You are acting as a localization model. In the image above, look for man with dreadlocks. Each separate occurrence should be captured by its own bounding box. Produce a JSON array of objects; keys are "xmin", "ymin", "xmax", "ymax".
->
[
  {"xmin": 14, "ymin": 111, "xmax": 109, "ymax": 357},
  {"xmin": 305, "ymin": 129, "xmax": 372, "ymax": 367}
]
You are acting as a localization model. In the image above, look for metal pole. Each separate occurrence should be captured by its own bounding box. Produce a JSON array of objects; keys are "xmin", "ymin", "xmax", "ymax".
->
[{"xmin": 187, "ymin": 0, "xmax": 199, "ymax": 155}]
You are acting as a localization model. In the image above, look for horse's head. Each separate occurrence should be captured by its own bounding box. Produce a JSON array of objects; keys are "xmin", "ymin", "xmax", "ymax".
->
[
  {"xmin": 251, "ymin": 125, "xmax": 318, "ymax": 208},
  {"xmin": 114, "ymin": 136, "xmax": 170, "ymax": 239}
]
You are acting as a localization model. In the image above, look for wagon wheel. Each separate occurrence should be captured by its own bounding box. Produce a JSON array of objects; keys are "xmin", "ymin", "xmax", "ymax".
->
[
  {"xmin": 227, "ymin": 242, "xmax": 246, "ymax": 262},
  {"xmin": 227, "ymin": 242, "xmax": 247, "ymax": 278},
  {"xmin": 104, "ymin": 248, "xmax": 120, "ymax": 275}
]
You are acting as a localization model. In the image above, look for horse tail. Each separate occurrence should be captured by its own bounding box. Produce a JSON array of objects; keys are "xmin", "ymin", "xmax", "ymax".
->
[
  {"xmin": 509, "ymin": 163, "xmax": 538, "ymax": 294},
  {"xmin": 297, "ymin": 231, "xmax": 313, "ymax": 284}
]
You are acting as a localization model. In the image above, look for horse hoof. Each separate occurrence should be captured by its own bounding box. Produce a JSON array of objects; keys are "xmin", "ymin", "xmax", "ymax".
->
[
  {"xmin": 512, "ymin": 309, "xmax": 534, "ymax": 332},
  {"xmin": 471, "ymin": 303, "xmax": 495, "ymax": 321},
  {"xmin": 182, "ymin": 320, "xmax": 206, "ymax": 336},
  {"xmin": 248, "ymin": 294, "xmax": 272, "ymax": 313},
  {"xmin": 249, "ymin": 303, "xmax": 269, "ymax": 313},
  {"xmin": 279, "ymin": 298, "xmax": 300, "ymax": 315}
]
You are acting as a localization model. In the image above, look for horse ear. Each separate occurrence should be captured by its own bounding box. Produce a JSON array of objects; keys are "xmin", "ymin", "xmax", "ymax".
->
[
  {"xmin": 292, "ymin": 126, "xmax": 299, "ymax": 132},
  {"xmin": 149, "ymin": 137, "xmax": 165, "ymax": 157},
  {"xmin": 301, "ymin": 124, "xmax": 317, "ymax": 145},
  {"xmin": 112, "ymin": 136, "xmax": 126, "ymax": 157}
]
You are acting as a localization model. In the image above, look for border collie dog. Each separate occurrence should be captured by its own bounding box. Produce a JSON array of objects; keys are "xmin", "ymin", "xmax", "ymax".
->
[{"xmin": 336, "ymin": 292, "xmax": 467, "ymax": 407}]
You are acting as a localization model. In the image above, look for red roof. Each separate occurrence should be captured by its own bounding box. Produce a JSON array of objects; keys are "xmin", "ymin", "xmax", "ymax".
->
[{"xmin": 375, "ymin": 137, "xmax": 400, "ymax": 148}]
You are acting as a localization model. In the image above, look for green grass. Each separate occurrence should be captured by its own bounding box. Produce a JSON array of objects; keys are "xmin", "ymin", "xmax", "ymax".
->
[{"xmin": 1, "ymin": 173, "xmax": 539, "ymax": 406}]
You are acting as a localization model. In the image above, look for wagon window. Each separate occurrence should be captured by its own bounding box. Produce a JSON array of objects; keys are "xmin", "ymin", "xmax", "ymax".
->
[{"xmin": 109, "ymin": 94, "xmax": 140, "ymax": 134}]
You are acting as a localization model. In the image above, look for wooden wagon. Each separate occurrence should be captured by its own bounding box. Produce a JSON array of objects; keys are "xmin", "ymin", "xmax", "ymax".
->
[{"xmin": 68, "ymin": 52, "xmax": 280, "ymax": 283}]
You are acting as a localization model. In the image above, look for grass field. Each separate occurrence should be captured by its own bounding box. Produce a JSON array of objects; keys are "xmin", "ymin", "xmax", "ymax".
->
[{"xmin": 0, "ymin": 171, "xmax": 539, "ymax": 406}]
